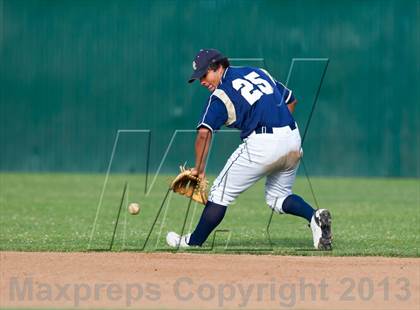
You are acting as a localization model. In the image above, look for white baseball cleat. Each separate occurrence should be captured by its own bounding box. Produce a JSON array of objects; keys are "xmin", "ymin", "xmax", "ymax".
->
[
  {"xmin": 166, "ymin": 232, "xmax": 191, "ymax": 248},
  {"xmin": 310, "ymin": 209, "xmax": 332, "ymax": 250}
]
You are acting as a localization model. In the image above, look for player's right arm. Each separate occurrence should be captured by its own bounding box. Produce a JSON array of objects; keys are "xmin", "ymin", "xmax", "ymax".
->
[
  {"xmin": 192, "ymin": 96, "xmax": 228, "ymax": 178},
  {"xmin": 193, "ymin": 127, "xmax": 212, "ymax": 179}
]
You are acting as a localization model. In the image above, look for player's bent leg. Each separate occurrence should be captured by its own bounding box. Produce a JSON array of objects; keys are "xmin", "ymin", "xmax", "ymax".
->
[
  {"xmin": 264, "ymin": 163, "xmax": 297, "ymax": 213},
  {"xmin": 264, "ymin": 166, "xmax": 333, "ymax": 250},
  {"xmin": 267, "ymin": 193, "xmax": 333, "ymax": 250}
]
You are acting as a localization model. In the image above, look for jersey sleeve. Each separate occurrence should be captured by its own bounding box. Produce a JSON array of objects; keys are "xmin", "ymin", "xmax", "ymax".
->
[
  {"xmin": 196, "ymin": 96, "xmax": 228, "ymax": 132},
  {"xmin": 275, "ymin": 80, "xmax": 295, "ymax": 104}
]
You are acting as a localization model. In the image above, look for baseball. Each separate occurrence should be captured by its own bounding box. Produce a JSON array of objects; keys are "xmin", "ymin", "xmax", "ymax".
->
[{"xmin": 128, "ymin": 202, "xmax": 140, "ymax": 215}]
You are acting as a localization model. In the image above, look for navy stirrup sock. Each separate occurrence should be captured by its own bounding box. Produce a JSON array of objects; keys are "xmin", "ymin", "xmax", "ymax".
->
[
  {"xmin": 188, "ymin": 201, "xmax": 227, "ymax": 246},
  {"xmin": 282, "ymin": 194, "xmax": 315, "ymax": 222}
]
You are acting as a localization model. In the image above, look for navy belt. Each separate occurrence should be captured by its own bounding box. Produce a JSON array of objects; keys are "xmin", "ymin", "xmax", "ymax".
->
[{"xmin": 255, "ymin": 122, "xmax": 296, "ymax": 134}]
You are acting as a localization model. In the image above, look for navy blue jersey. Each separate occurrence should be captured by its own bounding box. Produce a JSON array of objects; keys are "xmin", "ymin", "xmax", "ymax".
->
[{"xmin": 197, "ymin": 66, "xmax": 296, "ymax": 139}]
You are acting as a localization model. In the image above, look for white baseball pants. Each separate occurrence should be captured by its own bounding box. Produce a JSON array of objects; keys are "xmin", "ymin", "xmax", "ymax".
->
[{"xmin": 208, "ymin": 124, "xmax": 302, "ymax": 212}]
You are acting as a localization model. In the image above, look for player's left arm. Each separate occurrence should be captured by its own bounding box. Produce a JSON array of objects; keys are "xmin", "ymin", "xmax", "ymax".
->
[
  {"xmin": 260, "ymin": 68, "xmax": 296, "ymax": 112},
  {"xmin": 274, "ymin": 80, "xmax": 296, "ymax": 113}
]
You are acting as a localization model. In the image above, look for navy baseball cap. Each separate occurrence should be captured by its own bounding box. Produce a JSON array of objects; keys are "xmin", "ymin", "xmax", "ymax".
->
[{"xmin": 188, "ymin": 49, "xmax": 225, "ymax": 83}]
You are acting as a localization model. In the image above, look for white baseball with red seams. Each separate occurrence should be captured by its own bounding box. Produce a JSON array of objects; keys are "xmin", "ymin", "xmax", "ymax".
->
[{"xmin": 128, "ymin": 202, "xmax": 140, "ymax": 215}]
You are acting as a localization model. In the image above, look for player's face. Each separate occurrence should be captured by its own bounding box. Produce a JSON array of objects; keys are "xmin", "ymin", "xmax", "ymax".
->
[{"xmin": 200, "ymin": 67, "xmax": 223, "ymax": 92}]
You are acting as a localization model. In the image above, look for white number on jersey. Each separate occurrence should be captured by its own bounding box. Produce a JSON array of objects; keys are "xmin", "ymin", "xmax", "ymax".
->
[{"xmin": 232, "ymin": 71, "xmax": 274, "ymax": 105}]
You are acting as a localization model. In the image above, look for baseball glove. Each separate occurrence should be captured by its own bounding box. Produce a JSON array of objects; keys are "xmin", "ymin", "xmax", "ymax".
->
[{"xmin": 170, "ymin": 166, "xmax": 208, "ymax": 204}]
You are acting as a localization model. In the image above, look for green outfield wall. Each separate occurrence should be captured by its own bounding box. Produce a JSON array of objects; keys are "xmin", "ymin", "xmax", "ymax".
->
[{"xmin": 0, "ymin": 0, "xmax": 419, "ymax": 177}]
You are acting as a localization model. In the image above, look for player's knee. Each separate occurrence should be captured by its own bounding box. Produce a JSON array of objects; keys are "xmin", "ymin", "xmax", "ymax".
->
[
  {"xmin": 266, "ymin": 194, "xmax": 289, "ymax": 213},
  {"xmin": 209, "ymin": 192, "xmax": 235, "ymax": 206}
]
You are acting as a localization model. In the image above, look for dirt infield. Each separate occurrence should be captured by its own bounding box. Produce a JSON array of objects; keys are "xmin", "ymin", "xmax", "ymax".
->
[{"xmin": 1, "ymin": 252, "xmax": 419, "ymax": 309}]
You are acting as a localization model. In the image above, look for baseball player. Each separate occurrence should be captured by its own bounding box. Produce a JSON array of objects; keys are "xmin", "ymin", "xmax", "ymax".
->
[{"xmin": 167, "ymin": 49, "xmax": 332, "ymax": 250}]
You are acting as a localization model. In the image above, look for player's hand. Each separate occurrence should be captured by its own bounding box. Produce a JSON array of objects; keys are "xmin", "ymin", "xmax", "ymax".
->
[
  {"xmin": 191, "ymin": 168, "xmax": 206, "ymax": 180},
  {"xmin": 190, "ymin": 168, "xmax": 199, "ymax": 176}
]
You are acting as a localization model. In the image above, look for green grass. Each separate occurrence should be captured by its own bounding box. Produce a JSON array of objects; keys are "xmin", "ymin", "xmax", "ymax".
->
[{"xmin": 0, "ymin": 173, "xmax": 419, "ymax": 257}]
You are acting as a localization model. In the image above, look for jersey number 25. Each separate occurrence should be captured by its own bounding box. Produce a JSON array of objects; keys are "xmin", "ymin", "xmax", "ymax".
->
[{"xmin": 232, "ymin": 71, "xmax": 273, "ymax": 105}]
